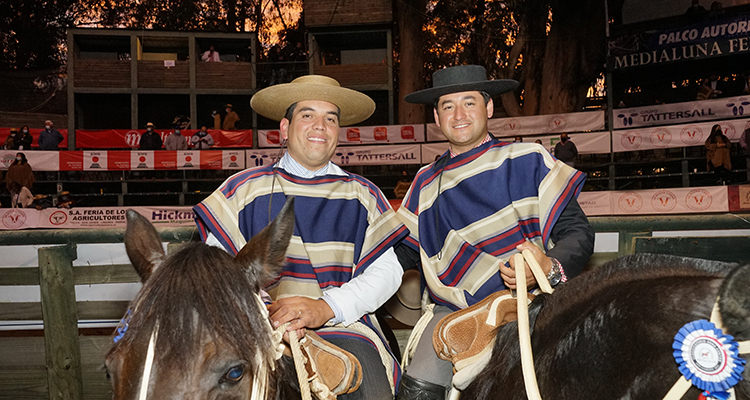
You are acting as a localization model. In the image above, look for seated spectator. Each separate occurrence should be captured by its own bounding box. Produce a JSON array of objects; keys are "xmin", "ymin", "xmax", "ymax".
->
[
  {"xmin": 57, "ymin": 191, "xmax": 75, "ymax": 209},
  {"xmin": 5, "ymin": 128, "xmax": 18, "ymax": 150},
  {"xmin": 9, "ymin": 182, "xmax": 33, "ymax": 208},
  {"xmin": 393, "ymin": 170, "xmax": 412, "ymax": 199},
  {"xmin": 191, "ymin": 126, "xmax": 215, "ymax": 149},
  {"xmin": 164, "ymin": 126, "xmax": 188, "ymax": 150},
  {"xmin": 31, "ymin": 194, "xmax": 53, "ymax": 210},
  {"xmin": 201, "ymin": 44, "xmax": 221, "ymax": 62},
  {"xmin": 16, "ymin": 126, "xmax": 33, "ymax": 150},
  {"xmin": 5, "ymin": 152, "xmax": 35, "ymax": 195},
  {"xmin": 140, "ymin": 122, "xmax": 163, "ymax": 150},
  {"xmin": 513, "ymin": 135, "xmax": 523, "ymax": 143},
  {"xmin": 696, "ymin": 78, "xmax": 715, "ymax": 100},
  {"xmin": 39, "ymin": 120, "xmax": 64, "ymax": 150}
]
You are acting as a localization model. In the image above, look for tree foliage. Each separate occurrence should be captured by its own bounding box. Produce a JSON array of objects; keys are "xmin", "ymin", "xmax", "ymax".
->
[
  {"xmin": 423, "ymin": 0, "xmax": 606, "ymax": 115},
  {"xmin": 0, "ymin": 0, "xmax": 302, "ymax": 70}
]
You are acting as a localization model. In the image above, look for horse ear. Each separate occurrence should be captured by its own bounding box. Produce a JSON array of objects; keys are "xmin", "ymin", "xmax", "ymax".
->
[
  {"xmin": 235, "ymin": 197, "xmax": 295, "ymax": 277},
  {"xmin": 125, "ymin": 210, "xmax": 166, "ymax": 282}
]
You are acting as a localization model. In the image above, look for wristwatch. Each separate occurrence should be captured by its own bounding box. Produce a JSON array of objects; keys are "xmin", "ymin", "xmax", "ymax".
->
[{"xmin": 546, "ymin": 257, "xmax": 563, "ymax": 286}]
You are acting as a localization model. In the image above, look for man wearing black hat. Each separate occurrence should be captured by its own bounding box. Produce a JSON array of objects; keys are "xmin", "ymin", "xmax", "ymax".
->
[
  {"xmin": 395, "ymin": 65, "xmax": 594, "ymax": 398},
  {"xmin": 139, "ymin": 122, "xmax": 162, "ymax": 150}
]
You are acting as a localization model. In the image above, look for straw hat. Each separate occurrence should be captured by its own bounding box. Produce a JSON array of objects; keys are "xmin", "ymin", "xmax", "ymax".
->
[
  {"xmin": 384, "ymin": 269, "xmax": 422, "ymax": 326},
  {"xmin": 250, "ymin": 75, "xmax": 375, "ymax": 126},
  {"xmin": 146, "ymin": 122, "xmax": 154, "ymax": 128},
  {"xmin": 225, "ymin": 104, "xmax": 233, "ymax": 108},
  {"xmin": 405, "ymin": 65, "xmax": 518, "ymax": 105}
]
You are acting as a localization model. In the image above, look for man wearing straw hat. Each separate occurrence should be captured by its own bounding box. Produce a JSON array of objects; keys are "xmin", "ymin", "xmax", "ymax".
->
[
  {"xmin": 395, "ymin": 65, "xmax": 594, "ymax": 398},
  {"xmin": 194, "ymin": 75, "xmax": 408, "ymax": 399}
]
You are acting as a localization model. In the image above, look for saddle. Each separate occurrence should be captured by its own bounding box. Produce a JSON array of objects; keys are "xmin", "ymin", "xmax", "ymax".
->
[
  {"xmin": 432, "ymin": 290, "xmax": 535, "ymax": 373},
  {"xmin": 283, "ymin": 331, "xmax": 363, "ymax": 399}
]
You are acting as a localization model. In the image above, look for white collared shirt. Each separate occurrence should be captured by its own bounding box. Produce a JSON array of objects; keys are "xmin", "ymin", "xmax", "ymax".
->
[{"xmin": 207, "ymin": 152, "xmax": 402, "ymax": 325}]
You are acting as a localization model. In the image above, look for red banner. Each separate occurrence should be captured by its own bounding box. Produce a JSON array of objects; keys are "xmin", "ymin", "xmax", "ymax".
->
[
  {"xmin": 75, "ymin": 129, "xmax": 253, "ymax": 149},
  {"xmin": 0, "ymin": 128, "xmax": 69, "ymax": 149}
]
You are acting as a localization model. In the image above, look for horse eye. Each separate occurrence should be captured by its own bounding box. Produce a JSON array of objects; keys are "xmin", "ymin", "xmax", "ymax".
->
[{"xmin": 220, "ymin": 364, "xmax": 245, "ymax": 385}]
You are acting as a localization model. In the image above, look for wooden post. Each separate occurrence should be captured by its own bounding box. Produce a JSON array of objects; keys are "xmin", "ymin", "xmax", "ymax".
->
[{"xmin": 38, "ymin": 244, "xmax": 83, "ymax": 400}]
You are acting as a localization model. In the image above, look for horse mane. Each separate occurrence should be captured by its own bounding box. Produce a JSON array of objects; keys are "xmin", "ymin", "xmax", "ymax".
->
[
  {"xmin": 465, "ymin": 253, "xmax": 737, "ymax": 400},
  {"xmin": 113, "ymin": 242, "xmax": 276, "ymax": 371}
]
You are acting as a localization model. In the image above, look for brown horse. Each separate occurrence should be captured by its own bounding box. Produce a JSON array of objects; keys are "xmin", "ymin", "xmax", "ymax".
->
[
  {"xmin": 462, "ymin": 254, "xmax": 750, "ymax": 400},
  {"xmin": 105, "ymin": 198, "xmax": 300, "ymax": 400}
]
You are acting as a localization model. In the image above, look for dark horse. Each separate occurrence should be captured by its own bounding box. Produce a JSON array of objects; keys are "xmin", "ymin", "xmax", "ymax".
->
[
  {"xmin": 105, "ymin": 198, "xmax": 301, "ymax": 399},
  {"xmin": 463, "ymin": 254, "xmax": 750, "ymax": 400}
]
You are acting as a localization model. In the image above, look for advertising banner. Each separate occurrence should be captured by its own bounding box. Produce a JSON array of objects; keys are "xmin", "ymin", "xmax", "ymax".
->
[
  {"xmin": 577, "ymin": 191, "xmax": 614, "ymax": 216},
  {"xmin": 0, "ymin": 207, "xmax": 196, "ymax": 230},
  {"xmin": 612, "ymin": 186, "xmax": 727, "ymax": 215},
  {"xmin": 613, "ymin": 95, "xmax": 750, "ymax": 129},
  {"xmin": 610, "ymin": 13, "xmax": 750, "ymax": 69},
  {"xmin": 613, "ymin": 118, "xmax": 750, "ymax": 152},
  {"xmin": 258, "ymin": 124, "xmax": 426, "ymax": 147},
  {"xmin": 426, "ymin": 111, "xmax": 605, "ymax": 141},
  {"xmin": 74, "ymin": 129, "xmax": 253, "ymax": 148},
  {"xmin": 332, "ymin": 144, "xmax": 421, "ymax": 166}
]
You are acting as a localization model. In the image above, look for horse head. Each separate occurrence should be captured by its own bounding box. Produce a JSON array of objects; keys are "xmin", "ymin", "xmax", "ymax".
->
[
  {"xmin": 105, "ymin": 198, "xmax": 299, "ymax": 400},
  {"xmin": 462, "ymin": 254, "xmax": 750, "ymax": 400}
]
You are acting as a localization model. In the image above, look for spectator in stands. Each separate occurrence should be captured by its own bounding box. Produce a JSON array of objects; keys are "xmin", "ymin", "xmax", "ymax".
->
[
  {"xmin": 39, "ymin": 120, "xmax": 64, "ymax": 150},
  {"xmin": 4, "ymin": 128, "xmax": 18, "ymax": 150},
  {"xmin": 172, "ymin": 115, "xmax": 191, "ymax": 130},
  {"xmin": 57, "ymin": 191, "xmax": 75, "ymax": 209},
  {"xmin": 269, "ymin": 45, "xmax": 288, "ymax": 85},
  {"xmin": 9, "ymin": 182, "xmax": 33, "ymax": 208},
  {"xmin": 393, "ymin": 170, "xmax": 412, "ymax": 199},
  {"xmin": 16, "ymin": 126, "xmax": 33, "ymax": 150},
  {"xmin": 191, "ymin": 126, "xmax": 215, "ymax": 149},
  {"xmin": 707, "ymin": 74, "xmax": 724, "ymax": 98},
  {"xmin": 686, "ymin": 0, "xmax": 707, "ymax": 22},
  {"xmin": 139, "ymin": 122, "xmax": 162, "ymax": 150},
  {"xmin": 706, "ymin": 124, "xmax": 732, "ymax": 184},
  {"xmin": 164, "ymin": 126, "xmax": 188, "ymax": 150},
  {"xmin": 554, "ymin": 133, "xmax": 578, "ymax": 167},
  {"xmin": 696, "ymin": 78, "xmax": 715, "ymax": 100},
  {"xmin": 535, "ymin": 139, "xmax": 543, "ymax": 145},
  {"xmin": 289, "ymin": 42, "xmax": 308, "ymax": 78},
  {"xmin": 708, "ymin": 1, "xmax": 725, "ymax": 19},
  {"xmin": 31, "ymin": 194, "xmax": 53, "ymax": 210},
  {"xmin": 212, "ymin": 110, "xmax": 222, "ymax": 130},
  {"xmin": 741, "ymin": 128, "xmax": 750, "ymax": 183},
  {"xmin": 223, "ymin": 104, "xmax": 240, "ymax": 129},
  {"xmin": 513, "ymin": 136, "xmax": 523, "ymax": 143},
  {"xmin": 6, "ymin": 152, "xmax": 35, "ymax": 198},
  {"xmin": 201, "ymin": 44, "xmax": 221, "ymax": 62}
]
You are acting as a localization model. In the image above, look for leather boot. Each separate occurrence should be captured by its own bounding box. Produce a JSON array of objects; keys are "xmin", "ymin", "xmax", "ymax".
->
[{"xmin": 396, "ymin": 374, "xmax": 448, "ymax": 400}]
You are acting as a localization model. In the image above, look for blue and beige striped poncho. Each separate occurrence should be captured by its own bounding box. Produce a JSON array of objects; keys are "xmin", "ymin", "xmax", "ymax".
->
[
  {"xmin": 193, "ymin": 162, "xmax": 408, "ymax": 387},
  {"xmin": 397, "ymin": 140, "xmax": 586, "ymax": 311}
]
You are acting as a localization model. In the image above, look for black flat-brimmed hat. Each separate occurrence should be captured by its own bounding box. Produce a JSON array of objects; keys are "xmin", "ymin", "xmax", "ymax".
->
[{"xmin": 404, "ymin": 65, "xmax": 518, "ymax": 105}]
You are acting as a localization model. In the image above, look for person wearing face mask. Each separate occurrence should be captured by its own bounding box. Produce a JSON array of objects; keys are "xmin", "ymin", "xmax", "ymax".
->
[
  {"xmin": 6, "ymin": 153, "xmax": 35, "ymax": 201},
  {"xmin": 191, "ymin": 126, "xmax": 215, "ymax": 149},
  {"xmin": 554, "ymin": 132, "xmax": 578, "ymax": 167},
  {"xmin": 139, "ymin": 122, "xmax": 163, "ymax": 150},
  {"xmin": 5, "ymin": 128, "xmax": 18, "ymax": 150},
  {"xmin": 164, "ymin": 125, "xmax": 188, "ymax": 150},
  {"xmin": 16, "ymin": 126, "xmax": 33, "ymax": 150},
  {"xmin": 222, "ymin": 104, "xmax": 240, "ymax": 130},
  {"xmin": 39, "ymin": 120, "xmax": 64, "ymax": 150}
]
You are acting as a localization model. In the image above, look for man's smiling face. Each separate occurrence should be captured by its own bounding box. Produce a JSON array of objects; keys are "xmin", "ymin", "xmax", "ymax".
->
[
  {"xmin": 434, "ymin": 91, "xmax": 494, "ymax": 155},
  {"xmin": 281, "ymin": 100, "xmax": 341, "ymax": 171}
]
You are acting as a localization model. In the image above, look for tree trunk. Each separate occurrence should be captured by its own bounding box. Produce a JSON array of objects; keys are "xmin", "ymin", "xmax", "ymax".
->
[{"xmin": 397, "ymin": 0, "xmax": 427, "ymax": 124}]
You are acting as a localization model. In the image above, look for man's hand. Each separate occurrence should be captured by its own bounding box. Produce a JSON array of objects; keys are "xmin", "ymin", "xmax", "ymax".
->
[
  {"xmin": 500, "ymin": 241, "xmax": 553, "ymax": 289},
  {"xmin": 268, "ymin": 296, "xmax": 335, "ymax": 340}
]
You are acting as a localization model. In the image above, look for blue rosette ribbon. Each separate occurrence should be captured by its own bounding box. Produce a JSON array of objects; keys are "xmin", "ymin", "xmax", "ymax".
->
[{"xmin": 673, "ymin": 319, "xmax": 746, "ymax": 399}]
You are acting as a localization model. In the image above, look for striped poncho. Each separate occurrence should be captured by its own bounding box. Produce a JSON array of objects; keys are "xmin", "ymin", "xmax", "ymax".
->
[
  {"xmin": 193, "ymin": 162, "xmax": 408, "ymax": 388},
  {"xmin": 397, "ymin": 140, "xmax": 586, "ymax": 311}
]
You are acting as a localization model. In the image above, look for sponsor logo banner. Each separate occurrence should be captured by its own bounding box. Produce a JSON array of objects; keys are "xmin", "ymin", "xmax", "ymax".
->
[
  {"xmin": 0, "ymin": 207, "xmax": 197, "ymax": 230},
  {"xmin": 577, "ymin": 191, "xmax": 613, "ymax": 216},
  {"xmin": 0, "ymin": 150, "xmax": 59, "ymax": 171},
  {"xmin": 609, "ymin": 14, "xmax": 750, "ymax": 70},
  {"xmin": 613, "ymin": 95, "xmax": 750, "ymax": 129},
  {"xmin": 258, "ymin": 125, "xmax": 425, "ymax": 147},
  {"xmin": 84, "ymin": 151, "xmax": 108, "ymax": 171},
  {"xmin": 333, "ymin": 144, "xmax": 421, "ymax": 166},
  {"xmin": 613, "ymin": 186, "xmax": 727, "ymax": 215},
  {"xmin": 426, "ymin": 111, "xmax": 604, "ymax": 141},
  {"xmin": 131, "ymin": 151, "xmax": 154, "ymax": 170},
  {"xmin": 75, "ymin": 129, "xmax": 253, "ymax": 149},
  {"xmin": 177, "ymin": 151, "xmax": 200, "ymax": 170},
  {"xmin": 739, "ymin": 185, "xmax": 750, "ymax": 209},
  {"xmin": 222, "ymin": 151, "xmax": 245, "ymax": 169},
  {"xmin": 59, "ymin": 151, "xmax": 83, "ymax": 171},
  {"xmin": 612, "ymin": 118, "xmax": 750, "ymax": 152}
]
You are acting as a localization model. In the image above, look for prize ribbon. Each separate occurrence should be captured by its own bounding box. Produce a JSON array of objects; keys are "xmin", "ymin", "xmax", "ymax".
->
[
  {"xmin": 113, "ymin": 308, "xmax": 132, "ymax": 343},
  {"xmin": 673, "ymin": 319, "xmax": 746, "ymax": 398}
]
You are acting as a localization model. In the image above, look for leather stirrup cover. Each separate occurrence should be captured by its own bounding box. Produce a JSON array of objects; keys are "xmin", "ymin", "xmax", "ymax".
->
[
  {"xmin": 301, "ymin": 331, "xmax": 363, "ymax": 395},
  {"xmin": 432, "ymin": 290, "xmax": 535, "ymax": 372}
]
